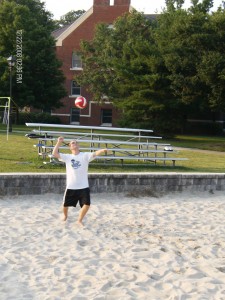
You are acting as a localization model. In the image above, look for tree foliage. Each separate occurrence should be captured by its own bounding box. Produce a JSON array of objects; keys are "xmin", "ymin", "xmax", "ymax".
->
[
  {"xmin": 156, "ymin": 0, "xmax": 225, "ymax": 115},
  {"xmin": 198, "ymin": 10, "xmax": 225, "ymax": 111},
  {"xmin": 0, "ymin": 0, "xmax": 66, "ymax": 111},
  {"xmin": 54, "ymin": 10, "xmax": 86, "ymax": 29},
  {"xmin": 155, "ymin": 10, "xmax": 210, "ymax": 110},
  {"xmin": 76, "ymin": 11, "xmax": 185, "ymax": 133},
  {"xmin": 76, "ymin": 2, "xmax": 225, "ymax": 134}
]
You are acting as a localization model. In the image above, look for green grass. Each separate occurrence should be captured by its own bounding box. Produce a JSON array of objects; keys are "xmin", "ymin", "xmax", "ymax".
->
[
  {"xmin": 1, "ymin": 125, "xmax": 225, "ymax": 173},
  {"xmin": 166, "ymin": 135, "xmax": 225, "ymax": 152}
]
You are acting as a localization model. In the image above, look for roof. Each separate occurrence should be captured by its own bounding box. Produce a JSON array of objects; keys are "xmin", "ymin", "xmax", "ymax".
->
[
  {"xmin": 52, "ymin": 8, "xmax": 160, "ymax": 47},
  {"xmin": 52, "ymin": 24, "xmax": 72, "ymax": 39},
  {"xmin": 53, "ymin": 7, "xmax": 94, "ymax": 46}
]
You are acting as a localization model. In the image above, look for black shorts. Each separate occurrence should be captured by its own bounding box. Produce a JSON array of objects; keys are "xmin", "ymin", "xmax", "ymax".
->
[{"xmin": 63, "ymin": 188, "xmax": 91, "ymax": 208}]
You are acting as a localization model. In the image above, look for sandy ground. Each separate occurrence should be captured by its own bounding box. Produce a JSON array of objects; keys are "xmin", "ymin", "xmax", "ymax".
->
[{"xmin": 1, "ymin": 190, "xmax": 225, "ymax": 300}]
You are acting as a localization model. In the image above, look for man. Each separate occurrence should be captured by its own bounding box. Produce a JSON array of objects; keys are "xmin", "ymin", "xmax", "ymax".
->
[{"xmin": 52, "ymin": 136, "xmax": 107, "ymax": 226}]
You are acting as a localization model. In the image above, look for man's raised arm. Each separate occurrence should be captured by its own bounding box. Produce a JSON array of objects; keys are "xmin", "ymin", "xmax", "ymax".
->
[{"xmin": 52, "ymin": 136, "xmax": 64, "ymax": 159}]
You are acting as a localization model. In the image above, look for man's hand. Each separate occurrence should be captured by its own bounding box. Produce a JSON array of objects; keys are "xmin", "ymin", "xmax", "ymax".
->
[
  {"xmin": 57, "ymin": 136, "xmax": 64, "ymax": 144},
  {"xmin": 94, "ymin": 148, "xmax": 108, "ymax": 157},
  {"xmin": 100, "ymin": 148, "xmax": 108, "ymax": 155}
]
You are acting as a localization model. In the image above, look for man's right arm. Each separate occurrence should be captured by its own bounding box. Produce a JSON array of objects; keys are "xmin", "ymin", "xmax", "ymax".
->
[{"xmin": 52, "ymin": 136, "xmax": 64, "ymax": 159}]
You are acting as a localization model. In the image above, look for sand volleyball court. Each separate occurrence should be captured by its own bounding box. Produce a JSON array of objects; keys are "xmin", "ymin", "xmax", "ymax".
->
[{"xmin": 1, "ymin": 191, "xmax": 225, "ymax": 299}]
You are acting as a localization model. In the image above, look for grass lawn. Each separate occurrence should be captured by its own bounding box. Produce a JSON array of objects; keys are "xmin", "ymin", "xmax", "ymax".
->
[{"xmin": 1, "ymin": 125, "xmax": 225, "ymax": 173}]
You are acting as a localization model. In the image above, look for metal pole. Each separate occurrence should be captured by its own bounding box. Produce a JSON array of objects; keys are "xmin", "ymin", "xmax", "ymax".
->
[
  {"xmin": 7, "ymin": 98, "xmax": 10, "ymax": 140},
  {"xmin": 8, "ymin": 66, "xmax": 12, "ymax": 133}
]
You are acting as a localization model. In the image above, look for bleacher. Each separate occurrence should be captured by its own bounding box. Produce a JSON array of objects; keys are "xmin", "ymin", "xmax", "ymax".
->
[{"xmin": 25, "ymin": 123, "xmax": 188, "ymax": 167}]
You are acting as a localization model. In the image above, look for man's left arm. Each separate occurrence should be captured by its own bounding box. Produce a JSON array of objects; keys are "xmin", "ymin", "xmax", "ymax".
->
[{"xmin": 93, "ymin": 149, "xmax": 108, "ymax": 158}]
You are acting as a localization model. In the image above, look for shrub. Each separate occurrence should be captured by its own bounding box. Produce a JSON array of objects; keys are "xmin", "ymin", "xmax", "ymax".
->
[{"xmin": 17, "ymin": 112, "xmax": 61, "ymax": 125}]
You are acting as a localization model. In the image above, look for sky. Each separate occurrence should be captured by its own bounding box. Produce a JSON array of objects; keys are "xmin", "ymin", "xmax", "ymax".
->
[{"xmin": 43, "ymin": 0, "xmax": 223, "ymax": 19}]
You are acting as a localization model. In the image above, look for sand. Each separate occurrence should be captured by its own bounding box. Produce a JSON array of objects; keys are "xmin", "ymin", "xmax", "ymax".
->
[{"xmin": 1, "ymin": 190, "xmax": 225, "ymax": 299}]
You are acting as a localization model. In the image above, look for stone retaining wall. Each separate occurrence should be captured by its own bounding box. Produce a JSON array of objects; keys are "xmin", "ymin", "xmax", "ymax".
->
[{"xmin": 0, "ymin": 173, "xmax": 225, "ymax": 196}]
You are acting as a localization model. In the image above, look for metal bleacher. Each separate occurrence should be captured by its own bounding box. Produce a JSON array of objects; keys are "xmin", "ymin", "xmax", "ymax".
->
[{"xmin": 25, "ymin": 123, "xmax": 188, "ymax": 167}]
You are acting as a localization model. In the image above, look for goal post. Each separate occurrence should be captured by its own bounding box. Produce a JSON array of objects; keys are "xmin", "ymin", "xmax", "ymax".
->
[{"xmin": 0, "ymin": 97, "xmax": 11, "ymax": 140}]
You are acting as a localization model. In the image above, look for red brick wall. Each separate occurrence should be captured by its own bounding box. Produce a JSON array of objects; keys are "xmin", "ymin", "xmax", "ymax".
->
[
  {"xmin": 94, "ymin": 0, "xmax": 110, "ymax": 5},
  {"xmin": 53, "ymin": 0, "xmax": 130, "ymax": 126},
  {"xmin": 114, "ymin": 0, "xmax": 131, "ymax": 5}
]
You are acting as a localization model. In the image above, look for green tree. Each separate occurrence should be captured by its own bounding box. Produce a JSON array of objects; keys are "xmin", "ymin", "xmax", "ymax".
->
[
  {"xmin": 76, "ymin": 2, "xmax": 225, "ymax": 134},
  {"xmin": 54, "ymin": 10, "xmax": 86, "ymax": 29},
  {"xmin": 0, "ymin": 0, "xmax": 66, "ymax": 112},
  {"xmin": 76, "ymin": 11, "xmax": 184, "ymax": 133},
  {"xmin": 197, "ymin": 9, "xmax": 225, "ymax": 111},
  {"xmin": 155, "ymin": 0, "xmax": 222, "ymax": 121}
]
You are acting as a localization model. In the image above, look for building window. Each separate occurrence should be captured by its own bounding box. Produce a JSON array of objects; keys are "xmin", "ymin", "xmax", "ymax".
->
[
  {"xmin": 72, "ymin": 52, "xmax": 82, "ymax": 69},
  {"xmin": 71, "ymin": 108, "xmax": 80, "ymax": 124},
  {"xmin": 101, "ymin": 109, "xmax": 112, "ymax": 125},
  {"xmin": 71, "ymin": 81, "xmax": 81, "ymax": 96}
]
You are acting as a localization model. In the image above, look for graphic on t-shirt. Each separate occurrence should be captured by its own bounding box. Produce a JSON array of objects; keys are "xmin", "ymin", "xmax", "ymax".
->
[{"xmin": 71, "ymin": 159, "xmax": 81, "ymax": 169}]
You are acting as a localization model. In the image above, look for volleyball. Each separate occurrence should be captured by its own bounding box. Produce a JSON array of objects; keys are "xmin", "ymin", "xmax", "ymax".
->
[{"xmin": 75, "ymin": 96, "xmax": 87, "ymax": 109}]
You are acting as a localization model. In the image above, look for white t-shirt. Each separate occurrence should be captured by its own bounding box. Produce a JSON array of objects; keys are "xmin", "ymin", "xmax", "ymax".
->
[{"xmin": 59, "ymin": 152, "xmax": 95, "ymax": 189}]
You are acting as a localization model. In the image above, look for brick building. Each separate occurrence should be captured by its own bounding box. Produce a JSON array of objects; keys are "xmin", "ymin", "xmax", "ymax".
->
[{"xmin": 51, "ymin": 0, "xmax": 132, "ymax": 126}]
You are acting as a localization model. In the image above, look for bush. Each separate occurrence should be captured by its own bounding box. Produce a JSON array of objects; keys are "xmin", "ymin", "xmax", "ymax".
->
[
  {"xmin": 118, "ymin": 116, "xmax": 179, "ymax": 137},
  {"xmin": 17, "ymin": 112, "xmax": 61, "ymax": 125}
]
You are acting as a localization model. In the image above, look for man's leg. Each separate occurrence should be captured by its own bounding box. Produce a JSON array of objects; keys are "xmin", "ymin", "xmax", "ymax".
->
[
  {"xmin": 77, "ymin": 205, "xmax": 90, "ymax": 226},
  {"xmin": 63, "ymin": 206, "xmax": 68, "ymax": 221}
]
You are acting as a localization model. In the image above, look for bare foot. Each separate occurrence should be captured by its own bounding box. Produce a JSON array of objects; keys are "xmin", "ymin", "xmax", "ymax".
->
[
  {"xmin": 77, "ymin": 220, "xmax": 84, "ymax": 227},
  {"xmin": 62, "ymin": 215, "xmax": 67, "ymax": 221}
]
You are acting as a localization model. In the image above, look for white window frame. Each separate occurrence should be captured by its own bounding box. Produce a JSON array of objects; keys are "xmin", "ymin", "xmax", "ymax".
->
[
  {"xmin": 101, "ymin": 109, "xmax": 112, "ymax": 126},
  {"xmin": 70, "ymin": 80, "xmax": 81, "ymax": 97},
  {"xmin": 70, "ymin": 107, "xmax": 80, "ymax": 124},
  {"xmin": 71, "ymin": 52, "xmax": 83, "ymax": 70}
]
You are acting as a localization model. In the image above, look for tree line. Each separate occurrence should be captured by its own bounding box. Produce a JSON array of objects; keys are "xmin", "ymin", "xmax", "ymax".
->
[
  {"xmin": 76, "ymin": 0, "xmax": 225, "ymax": 134},
  {"xmin": 0, "ymin": 0, "xmax": 84, "ymax": 117},
  {"xmin": 0, "ymin": 0, "xmax": 73, "ymax": 113},
  {"xmin": 0, "ymin": 0, "xmax": 224, "ymax": 134}
]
